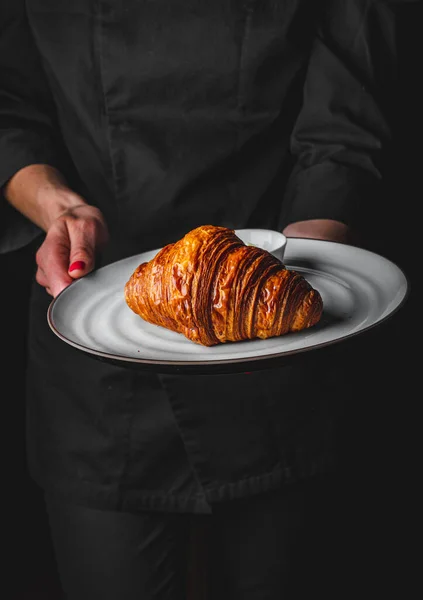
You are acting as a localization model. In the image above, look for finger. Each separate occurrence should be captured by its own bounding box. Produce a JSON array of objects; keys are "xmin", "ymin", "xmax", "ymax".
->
[
  {"xmin": 35, "ymin": 266, "xmax": 48, "ymax": 288},
  {"xmin": 35, "ymin": 267, "xmax": 56, "ymax": 298},
  {"xmin": 36, "ymin": 234, "xmax": 74, "ymax": 298},
  {"xmin": 36, "ymin": 267, "xmax": 71, "ymax": 298}
]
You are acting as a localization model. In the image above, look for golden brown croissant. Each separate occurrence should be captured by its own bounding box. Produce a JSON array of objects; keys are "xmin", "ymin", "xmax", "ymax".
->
[{"xmin": 124, "ymin": 225, "xmax": 323, "ymax": 346}]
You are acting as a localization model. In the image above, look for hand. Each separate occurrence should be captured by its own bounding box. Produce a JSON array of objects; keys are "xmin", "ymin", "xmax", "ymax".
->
[
  {"xmin": 282, "ymin": 219, "xmax": 359, "ymax": 245},
  {"xmin": 35, "ymin": 203, "xmax": 109, "ymax": 297},
  {"xmin": 4, "ymin": 164, "xmax": 110, "ymax": 298}
]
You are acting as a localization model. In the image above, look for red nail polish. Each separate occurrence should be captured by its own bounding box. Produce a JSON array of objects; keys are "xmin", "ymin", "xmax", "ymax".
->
[{"xmin": 69, "ymin": 260, "xmax": 86, "ymax": 273}]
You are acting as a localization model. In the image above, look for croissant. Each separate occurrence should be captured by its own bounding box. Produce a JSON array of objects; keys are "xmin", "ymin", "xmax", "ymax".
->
[{"xmin": 124, "ymin": 225, "xmax": 323, "ymax": 346}]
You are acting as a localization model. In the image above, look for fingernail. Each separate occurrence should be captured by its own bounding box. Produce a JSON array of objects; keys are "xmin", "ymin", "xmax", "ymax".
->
[{"xmin": 69, "ymin": 260, "xmax": 86, "ymax": 273}]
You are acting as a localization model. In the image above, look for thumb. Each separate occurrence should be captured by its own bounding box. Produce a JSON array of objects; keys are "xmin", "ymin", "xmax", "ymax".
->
[
  {"xmin": 66, "ymin": 208, "xmax": 109, "ymax": 278},
  {"xmin": 68, "ymin": 246, "xmax": 95, "ymax": 278}
]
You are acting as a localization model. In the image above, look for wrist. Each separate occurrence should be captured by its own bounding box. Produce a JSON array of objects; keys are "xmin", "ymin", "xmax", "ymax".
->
[
  {"xmin": 4, "ymin": 164, "xmax": 88, "ymax": 231},
  {"xmin": 36, "ymin": 186, "xmax": 87, "ymax": 230}
]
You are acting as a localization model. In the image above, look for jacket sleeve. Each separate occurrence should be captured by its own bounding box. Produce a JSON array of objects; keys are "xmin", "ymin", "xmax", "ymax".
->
[
  {"xmin": 0, "ymin": 1, "xmax": 66, "ymax": 253},
  {"xmin": 282, "ymin": 0, "xmax": 400, "ymax": 238}
]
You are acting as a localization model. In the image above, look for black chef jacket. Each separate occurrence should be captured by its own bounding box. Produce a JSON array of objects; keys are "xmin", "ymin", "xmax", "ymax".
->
[{"xmin": 0, "ymin": 0, "xmax": 400, "ymax": 514}]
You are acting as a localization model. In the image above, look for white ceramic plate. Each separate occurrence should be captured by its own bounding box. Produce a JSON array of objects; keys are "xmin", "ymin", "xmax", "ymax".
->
[{"xmin": 47, "ymin": 237, "xmax": 409, "ymax": 373}]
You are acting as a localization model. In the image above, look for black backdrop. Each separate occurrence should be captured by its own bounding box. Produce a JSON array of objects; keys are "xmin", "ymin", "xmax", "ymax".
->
[{"xmin": 2, "ymin": 3, "xmax": 420, "ymax": 598}]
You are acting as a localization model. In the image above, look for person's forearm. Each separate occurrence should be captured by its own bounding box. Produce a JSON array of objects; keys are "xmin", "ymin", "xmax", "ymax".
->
[{"xmin": 3, "ymin": 164, "xmax": 87, "ymax": 232}]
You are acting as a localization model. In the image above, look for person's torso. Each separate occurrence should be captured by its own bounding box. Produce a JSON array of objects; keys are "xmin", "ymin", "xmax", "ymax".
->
[{"xmin": 26, "ymin": 0, "xmax": 318, "ymax": 251}]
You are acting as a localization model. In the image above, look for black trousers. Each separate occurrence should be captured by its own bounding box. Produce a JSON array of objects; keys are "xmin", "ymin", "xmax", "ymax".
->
[{"xmin": 45, "ymin": 475, "xmax": 348, "ymax": 600}]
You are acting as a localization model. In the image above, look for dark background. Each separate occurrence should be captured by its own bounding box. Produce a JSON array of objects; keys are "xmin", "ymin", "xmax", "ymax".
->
[{"xmin": 2, "ymin": 3, "xmax": 420, "ymax": 598}]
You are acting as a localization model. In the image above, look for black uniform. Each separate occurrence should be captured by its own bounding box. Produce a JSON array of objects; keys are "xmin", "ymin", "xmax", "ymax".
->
[{"xmin": 0, "ymin": 1, "xmax": 401, "ymax": 598}]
